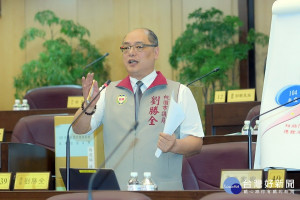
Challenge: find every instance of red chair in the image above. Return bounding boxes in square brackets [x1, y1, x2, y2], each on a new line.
[24, 85, 82, 109]
[11, 114, 63, 151]
[182, 142, 256, 190]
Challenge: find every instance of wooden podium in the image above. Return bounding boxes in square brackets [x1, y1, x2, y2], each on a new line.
[0, 142, 54, 173]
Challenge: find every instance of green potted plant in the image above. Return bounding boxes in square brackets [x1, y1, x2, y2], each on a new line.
[14, 10, 109, 98]
[169, 7, 269, 104]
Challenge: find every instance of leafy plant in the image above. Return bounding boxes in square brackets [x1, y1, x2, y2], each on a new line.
[14, 10, 109, 98]
[169, 7, 269, 104]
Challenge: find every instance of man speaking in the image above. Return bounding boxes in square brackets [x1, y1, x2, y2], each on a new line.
[72, 28, 204, 190]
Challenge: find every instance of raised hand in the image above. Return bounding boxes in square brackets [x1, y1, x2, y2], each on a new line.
[82, 73, 100, 107]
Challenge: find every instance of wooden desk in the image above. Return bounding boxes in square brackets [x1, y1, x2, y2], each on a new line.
[205, 102, 260, 135]
[0, 109, 77, 141]
[0, 190, 221, 200]
[0, 143, 55, 190]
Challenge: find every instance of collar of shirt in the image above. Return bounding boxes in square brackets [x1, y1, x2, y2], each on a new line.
[129, 70, 157, 94]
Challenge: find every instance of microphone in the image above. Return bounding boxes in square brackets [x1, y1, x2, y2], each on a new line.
[65, 80, 111, 191]
[81, 53, 109, 76]
[186, 67, 220, 87]
[247, 97, 300, 169]
[87, 121, 139, 200]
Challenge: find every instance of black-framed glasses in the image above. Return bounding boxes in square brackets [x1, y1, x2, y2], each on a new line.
[120, 43, 158, 54]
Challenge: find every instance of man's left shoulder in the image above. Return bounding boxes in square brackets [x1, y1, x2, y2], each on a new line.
[166, 80, 187, 91]
[166, 79, 181, 85]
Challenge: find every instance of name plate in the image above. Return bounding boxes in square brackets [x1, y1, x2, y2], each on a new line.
[266, 169, 286, 189]
[0, 129, 4, 142]
[79, 169, 97, 173]
[67, 96, 84, 108]
[214, 91, 226, 103]
[14, 172, 50, 190]
[220, 169, 263, 189]
[227, 89, 255, 102]
[0, 173, 12, 190]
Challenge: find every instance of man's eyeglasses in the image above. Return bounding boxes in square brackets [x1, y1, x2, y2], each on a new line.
[120, 43, 158, 54]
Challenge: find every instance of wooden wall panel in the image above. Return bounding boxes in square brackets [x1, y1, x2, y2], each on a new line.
[0, 0, 274, 110]
[254, 0, 275, 101]
[77, 0, 129, 81]
[170, 0, 183, 80]
[127, 0, 173, 79]
[0, 0, 25, 110]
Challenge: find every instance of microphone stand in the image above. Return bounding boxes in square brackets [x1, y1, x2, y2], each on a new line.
[247, 97, 300, 169]
[87, 122, 138, 200]
[66, 80, 111, 191]
[186, 67, 220, 87]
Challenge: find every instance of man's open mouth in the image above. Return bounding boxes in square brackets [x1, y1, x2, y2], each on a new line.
[128, 59, 138, 64]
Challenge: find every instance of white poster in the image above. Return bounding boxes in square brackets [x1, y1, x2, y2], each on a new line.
[254, 0, 300, 169]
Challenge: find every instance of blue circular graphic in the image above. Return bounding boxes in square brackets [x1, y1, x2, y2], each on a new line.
[275, 85, 300, 107]
[223, 177, 242, 194]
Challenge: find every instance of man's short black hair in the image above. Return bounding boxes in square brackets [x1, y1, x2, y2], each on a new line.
[123, 28, 159, 46]
[145, 28, 158, 46]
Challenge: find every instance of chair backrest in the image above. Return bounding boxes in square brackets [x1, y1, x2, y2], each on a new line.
[11, 114, 60, 151]
[182, 142, 256, 190]
[24, 85, 82, 109]
[46, 191, 152, 200]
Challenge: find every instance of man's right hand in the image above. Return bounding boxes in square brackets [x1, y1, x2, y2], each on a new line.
[82, 72, 100, 110]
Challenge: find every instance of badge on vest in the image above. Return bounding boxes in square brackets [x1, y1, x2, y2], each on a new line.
[116, 94, 127, 105]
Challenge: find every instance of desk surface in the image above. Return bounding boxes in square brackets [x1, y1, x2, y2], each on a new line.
[0, 190, 221, 200]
